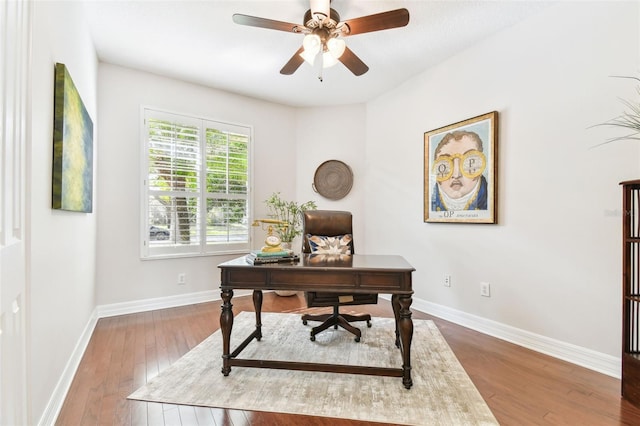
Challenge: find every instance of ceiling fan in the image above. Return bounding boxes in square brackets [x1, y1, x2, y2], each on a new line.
[232, 0, 410, 80]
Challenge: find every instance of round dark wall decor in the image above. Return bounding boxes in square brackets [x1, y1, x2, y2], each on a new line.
[312, 160, 353, 200]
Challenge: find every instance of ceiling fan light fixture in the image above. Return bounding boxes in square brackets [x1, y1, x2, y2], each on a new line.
[302, 33, 321, 55]
[300, 49, 318, 66]
[301, 33, 322, 65]
[326, 37, 345, 59]
[322, 51, 339, 68]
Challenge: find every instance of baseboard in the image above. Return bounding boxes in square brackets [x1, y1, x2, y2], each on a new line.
[96, 289, 221, 318]
[400, 296, 621, 379]
[37, 309, 99, 426]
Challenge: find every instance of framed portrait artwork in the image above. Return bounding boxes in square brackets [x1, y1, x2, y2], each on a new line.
[424, 111, 498, 224]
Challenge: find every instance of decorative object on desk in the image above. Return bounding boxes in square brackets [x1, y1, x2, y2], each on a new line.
[251, 218, 289, 252]
[263, 192, 317, 245]
[128, 312, 498, 425]
[52, 63, 94, 213]
[312, 159, 353, 200]
[424, 111, 498, 224]
[252, 213, 306, 295]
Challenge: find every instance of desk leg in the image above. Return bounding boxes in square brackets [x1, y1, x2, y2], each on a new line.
[391, 294, 401, 348]
[397, 294, 413, 389]
[253, 290, 263, 341]
[220, 289, 234, 376]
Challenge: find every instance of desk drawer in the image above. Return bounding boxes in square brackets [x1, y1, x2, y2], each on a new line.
[359, 272, 403, 288]
[224, 269, 267, 285]
[270, 271, 355, 287]
[307, 292, 378, 307]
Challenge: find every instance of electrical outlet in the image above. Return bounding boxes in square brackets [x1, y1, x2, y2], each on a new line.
[444, 274, 451, 287]
[480, 282, 491, 297]
[178, 273, 186, 285]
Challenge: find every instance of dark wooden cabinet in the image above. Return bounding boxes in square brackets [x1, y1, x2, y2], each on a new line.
[622, 179, 640, 406]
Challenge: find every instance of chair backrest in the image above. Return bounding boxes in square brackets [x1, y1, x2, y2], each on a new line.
[301, 210, 354, 254]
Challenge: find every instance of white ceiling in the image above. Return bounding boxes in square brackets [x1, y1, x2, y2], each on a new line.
[83, 1, 554, 107]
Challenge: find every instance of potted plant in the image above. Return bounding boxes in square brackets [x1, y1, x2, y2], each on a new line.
[598, 76, 640, 144]
[264, 192, 317, 248]
[263, 192, 316, 296]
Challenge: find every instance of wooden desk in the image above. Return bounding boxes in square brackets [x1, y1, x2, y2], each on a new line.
[217, 254, 415, 389]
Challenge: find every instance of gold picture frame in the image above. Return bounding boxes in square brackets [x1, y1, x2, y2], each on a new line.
[424, 111, 498, 224]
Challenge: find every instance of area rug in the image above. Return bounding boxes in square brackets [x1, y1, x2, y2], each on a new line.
[128, 312, 497, 425]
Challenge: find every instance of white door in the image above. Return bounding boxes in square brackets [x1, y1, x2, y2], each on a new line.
[1, 0, 31, 424]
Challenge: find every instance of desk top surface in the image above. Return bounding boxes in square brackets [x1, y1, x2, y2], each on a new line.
[218, 253, 415, 272]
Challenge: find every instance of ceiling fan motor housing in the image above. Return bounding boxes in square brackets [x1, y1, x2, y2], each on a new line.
[304, 8, 341, 30]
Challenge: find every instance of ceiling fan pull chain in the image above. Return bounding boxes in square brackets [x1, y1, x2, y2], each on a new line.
[317, 51, 324, 82]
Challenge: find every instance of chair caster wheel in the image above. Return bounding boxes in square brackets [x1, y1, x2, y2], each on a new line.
[303, 320, 308, 325]
[355, 336, 361, 342]
[310, 334, 316, 342]
[367, 320, 372, 328]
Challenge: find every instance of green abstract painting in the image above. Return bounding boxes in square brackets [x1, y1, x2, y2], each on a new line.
[52, 63, 93, 212]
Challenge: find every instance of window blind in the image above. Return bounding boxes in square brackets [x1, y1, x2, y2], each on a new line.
[142, 109, 251, 258]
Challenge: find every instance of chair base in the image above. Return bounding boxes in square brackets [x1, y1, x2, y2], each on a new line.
[302, 307, 372, 342]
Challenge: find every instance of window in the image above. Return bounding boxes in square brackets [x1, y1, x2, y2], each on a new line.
[141, 108, 251, 258]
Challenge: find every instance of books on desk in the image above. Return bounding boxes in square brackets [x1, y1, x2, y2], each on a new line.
[246, 250, 300, 265]
[253, 249, 292, 257]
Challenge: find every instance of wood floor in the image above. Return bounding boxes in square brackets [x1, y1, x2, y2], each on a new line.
[56, 292, 640, 425]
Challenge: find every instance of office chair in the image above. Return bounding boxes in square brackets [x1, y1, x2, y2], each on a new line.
[300, 210, 378, 342]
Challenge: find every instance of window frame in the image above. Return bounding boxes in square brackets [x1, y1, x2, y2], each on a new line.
[140, 106, 253, 260]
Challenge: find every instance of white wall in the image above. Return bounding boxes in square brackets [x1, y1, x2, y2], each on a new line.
[95, 64, 297, 306]
[29, 1, 98, 423]
[365, 1, 640, 358]
[294, 105, 367, 249]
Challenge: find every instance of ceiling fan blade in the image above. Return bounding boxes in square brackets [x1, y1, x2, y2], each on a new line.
[232, 14, 300, 33]
[339, 47, 369, 76]
[342, 8, 410, 36]
[280, 47, 305, 75]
